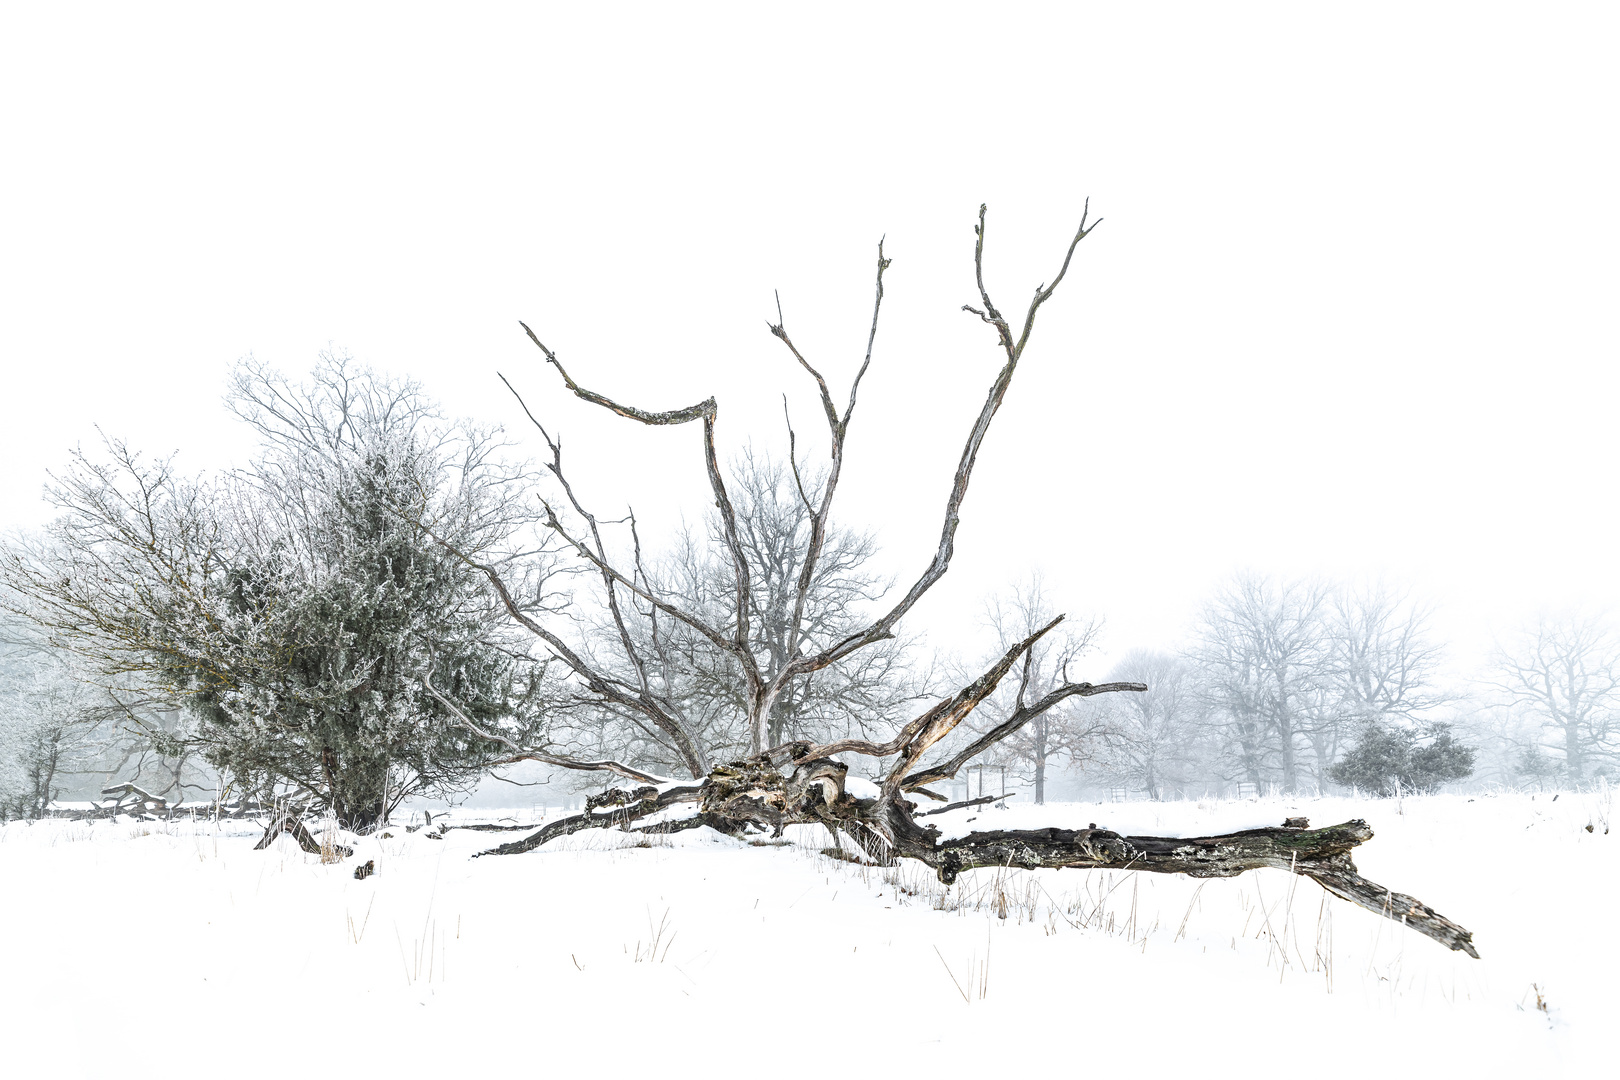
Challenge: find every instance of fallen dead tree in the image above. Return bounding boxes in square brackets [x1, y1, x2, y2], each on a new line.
[459, 754, 1477, 957]
[428, 204, 1479, 959]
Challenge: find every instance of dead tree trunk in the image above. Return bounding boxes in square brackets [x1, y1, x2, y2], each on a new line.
[474, 783, 707, 856]
[897, 814, 1475, 956]
[467, 753, 1477, 957]
[432, 204, 1481, 964]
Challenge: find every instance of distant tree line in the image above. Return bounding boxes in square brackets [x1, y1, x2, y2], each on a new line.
[1071, 579, 1612, 800]
[937, 573, 1618, 803]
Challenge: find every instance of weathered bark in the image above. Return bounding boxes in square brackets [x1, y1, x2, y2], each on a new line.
[470, 783, 707, 857]
[442, 821, 548, 832]
[253, 813, 353, 858]
[450, 206, 1480, 964]
[918, 792, 1013, 817]
[478, 755, 1478, 959]
[900, 815, 1476, 957]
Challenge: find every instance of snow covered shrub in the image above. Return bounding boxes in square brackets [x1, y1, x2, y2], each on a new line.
[1, 355, 552, 831]
[0, 632, 115, 820]
[1328, 721, 1476, 797]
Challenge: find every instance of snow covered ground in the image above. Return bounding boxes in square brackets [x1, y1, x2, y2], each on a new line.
[1, 790, 1608, 1077]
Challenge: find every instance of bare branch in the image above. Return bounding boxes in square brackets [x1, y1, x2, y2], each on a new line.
[777, 239, 891, 680]
[516, 319, 765, 743]
[781, 396, 816, 518]
[787, 206, 1097, 680]
[423, 675, 672, 786]
[1013, 198, 1099, 359]
[845, 237, 890, 429]
[417, 519, 710, 777]
[473, 782, 707, 857]
[918, 792, 1014, 816]
[767, 292, 840, 435]
[902, 680, 1146, 791]
[520, 322, 715, 426]
[969, 204, 1014, 353]
[765, 617, 1062, 802]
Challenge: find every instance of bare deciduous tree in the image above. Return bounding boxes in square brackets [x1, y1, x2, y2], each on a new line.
[1092, 650, 1209, 800]
[944, 576, 1101, 805]
[543, 450, 931, 779]
[1329, 584, 1450, 726]
[429, 205, 1478, 958]
[1492, 613, 1620, 785]
[1191, 573, 1333, 793]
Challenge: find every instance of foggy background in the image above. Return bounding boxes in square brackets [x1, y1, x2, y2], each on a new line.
[3, 2, 1616, 680]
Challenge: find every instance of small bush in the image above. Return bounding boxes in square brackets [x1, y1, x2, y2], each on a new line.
[1329, 721, 1476, 797]
[1515, 746, 1561, 789]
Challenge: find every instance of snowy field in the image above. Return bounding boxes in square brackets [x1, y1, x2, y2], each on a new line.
[2, 791, 1608, 1077]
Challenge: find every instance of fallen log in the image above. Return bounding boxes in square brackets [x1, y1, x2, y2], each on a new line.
[473, 783, 706, 857]
[905, 817, 1477, 958]
[445, 821, 546, 832]
[919, 792, 1015, 817]
[449, 208, 1479, 961]
[475, 755, 1479, 958]
[253, 814, 353, 858]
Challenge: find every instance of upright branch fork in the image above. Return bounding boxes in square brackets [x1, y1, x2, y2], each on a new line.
[516, 322, 766, 753]
[789, 205, 1100, 680]
[507, 209, 1101, 761]
[458, 203, 1479, 961]
[766, 239, 889, 700]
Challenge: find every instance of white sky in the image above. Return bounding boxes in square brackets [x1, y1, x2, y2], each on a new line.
[2, 3, 1616, 675]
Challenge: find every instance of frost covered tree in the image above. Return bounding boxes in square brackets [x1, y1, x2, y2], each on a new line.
[1324, 583, 1452, 751]
[1328, 585, 1449, 722]
[1, 357, 549, 829]
[426, 205, 1479, 958]
[0, 630, 103, 818]
[702, 453, 930, 753]
[0, 616, 178, 818]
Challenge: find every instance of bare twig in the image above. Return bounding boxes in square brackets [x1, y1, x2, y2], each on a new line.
[516, 322, 766, 752]
[422, 675, 672, 786]
[918, 792, 1015, 817]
